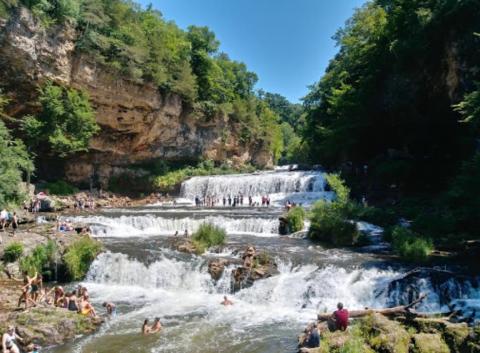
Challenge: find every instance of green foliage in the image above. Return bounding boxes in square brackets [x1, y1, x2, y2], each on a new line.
[43, 180, 78, 195]
[391, 226, 433, 262]
[308, 174, 360, 246]
[19, 0, 79, 25]
[192, 223, 226, 254]
[152, 161, 255, 193]
[3, 242, 24, 262]
[286, 206, 305, 233]
[63, 237, 102, 280]
[22, 82, 99, 157]
[0, 102, 34, 207]
[19, 241, 57, 276]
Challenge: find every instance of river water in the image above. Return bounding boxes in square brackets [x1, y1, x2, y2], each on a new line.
[50, 170, 480, 353]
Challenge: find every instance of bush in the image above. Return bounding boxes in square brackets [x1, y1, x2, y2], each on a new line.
[43, 180, 78, 195]
[391, 226, 433, 262]
[308, 201, 360, 246]
[286, 206, 306, 233]
[63, 237, 102, 280]
[308, 173, 360, 246]
[19, 241, 57, 275]
[3, 242, 24, 262]
[192, 223, 226, 254]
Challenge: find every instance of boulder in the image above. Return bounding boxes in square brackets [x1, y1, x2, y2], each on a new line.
[412, 333, 450, 353]
[362, 314, 411, 353]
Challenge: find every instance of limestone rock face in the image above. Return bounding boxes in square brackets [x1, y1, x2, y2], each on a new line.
[0, 7, 273, 186]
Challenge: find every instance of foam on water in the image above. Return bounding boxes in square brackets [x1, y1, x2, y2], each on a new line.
[65, 214, 280, 237]
[179, 170, 334, 207]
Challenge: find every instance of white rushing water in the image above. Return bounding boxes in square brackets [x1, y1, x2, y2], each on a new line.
[66, 214, 280, 237]
[179, 170, 334, 206]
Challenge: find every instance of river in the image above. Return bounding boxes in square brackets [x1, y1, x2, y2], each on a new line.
[49, 169, 480, 353]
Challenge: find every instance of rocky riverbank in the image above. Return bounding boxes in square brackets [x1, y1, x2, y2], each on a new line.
[0, 218, 104, 349]
[298, 313, 480, 353]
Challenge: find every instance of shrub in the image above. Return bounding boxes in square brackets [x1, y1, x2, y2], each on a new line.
[44, 180, 78, 195]
[3, 242, 24, 262]
[192, 223, 226, 254]
[286, 206, 306, 233]
[308, 201, 360, 246]
[63, 237, 102, 280]
[19, 241, 57, 275]
[391, 226, 433, 262]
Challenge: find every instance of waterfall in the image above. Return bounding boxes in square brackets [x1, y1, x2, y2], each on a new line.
[85, 252, 480, 319]
[66, 214, 280, 237]
[179, 170, 334, 206]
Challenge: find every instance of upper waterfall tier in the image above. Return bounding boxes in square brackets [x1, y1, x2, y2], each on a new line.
[179, 170, 334, 206]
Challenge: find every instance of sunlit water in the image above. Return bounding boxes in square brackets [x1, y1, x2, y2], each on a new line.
[50, 170, 480, 353]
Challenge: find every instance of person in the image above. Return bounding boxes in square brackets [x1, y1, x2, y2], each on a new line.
[221, 296, 233, 306]
[142, 319, 151, 335]
[2, 326, 23, 353]
[304, 323, 320, 348]
[183, 229, 189, 238]
[27, 273, 43, 302]
[174, 230, 179, 237]
[0, 208, 8, 231]
[53, 286, 64, 306]
[103, 302, 117, 317]
[80, 295, 97, 317]
[67, 291, 79, 312]
[25, 343, 40, 353]
[11, 212, 18, 235]
[332, 302, 349, 331]
[149, 318, 162, 333]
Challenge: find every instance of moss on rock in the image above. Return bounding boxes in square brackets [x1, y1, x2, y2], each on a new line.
[412, 333, 450, 353]
[361, 314, 411, 353]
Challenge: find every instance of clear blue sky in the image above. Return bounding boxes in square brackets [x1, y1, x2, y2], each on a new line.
[138, 0, 366, 102]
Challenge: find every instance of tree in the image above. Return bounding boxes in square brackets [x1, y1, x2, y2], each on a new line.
[0, 117, 34, 206]
[22, 82, 99, 157]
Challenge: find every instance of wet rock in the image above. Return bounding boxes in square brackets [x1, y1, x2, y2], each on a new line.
[208, 258, 229, 281]
[363, 314, 410, 353]
[413, 318, 470, 353]
[173, 239, 198, 254]
[412, 333, 450, 353]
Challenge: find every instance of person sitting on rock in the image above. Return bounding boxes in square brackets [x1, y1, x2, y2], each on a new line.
[53, 286, 64, 306]
[242, 246, 256, 268]
[331, 302, 349, 331]
[2, 325, 23, 353]
[149, 318, 162, 333]
[304, 323, 320, 348]
[221, 296, 234, 306]
[80, 294, 97, 317]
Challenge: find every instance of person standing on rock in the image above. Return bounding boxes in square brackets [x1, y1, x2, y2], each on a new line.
[11, 212, 18, 235]
[2, 325, 23, 353]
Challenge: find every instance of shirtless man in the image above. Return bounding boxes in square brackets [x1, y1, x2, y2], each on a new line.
[221, 296, 234, 306]
[103, 302, 117, 316]
[150, 318, 162, 333]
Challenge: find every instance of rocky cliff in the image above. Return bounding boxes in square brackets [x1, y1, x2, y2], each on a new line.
[0, 8, 273, 186]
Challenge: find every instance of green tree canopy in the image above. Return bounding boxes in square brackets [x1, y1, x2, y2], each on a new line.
[22, 82, 99, 157]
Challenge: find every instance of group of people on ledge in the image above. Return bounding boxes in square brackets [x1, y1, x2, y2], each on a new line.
[302, 302, 349, 350]
[194, 194, 271, 207]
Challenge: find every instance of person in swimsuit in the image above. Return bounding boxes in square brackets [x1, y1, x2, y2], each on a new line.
[149, 318, 162, 333]
[53, 286, 64, 306]
[30, 274, 43, 302]
[142, 319, 151, 335]
[67, 292, 79, 312]
[80, 295, 97, 317]
[2, 326, 23, 353]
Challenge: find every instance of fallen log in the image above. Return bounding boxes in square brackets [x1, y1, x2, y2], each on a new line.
[317, 294, 428, 321]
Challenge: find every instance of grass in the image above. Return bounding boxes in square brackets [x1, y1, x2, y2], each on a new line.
[3, 242, 24, 262]
[286, 206, 306, 233]
[391, 226, 433, 262]
[192, 223, 226, 254]
[63, 237, 102, 280]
